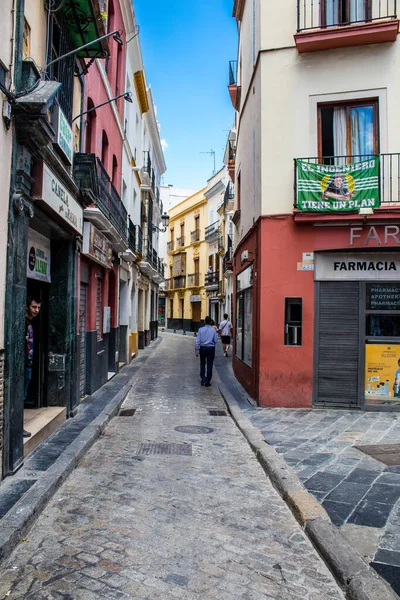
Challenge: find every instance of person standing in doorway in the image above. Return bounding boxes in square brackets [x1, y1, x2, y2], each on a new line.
[24, 296, 41, 438]
[195, 315, 219, 387]
[219, 313, 233, 357]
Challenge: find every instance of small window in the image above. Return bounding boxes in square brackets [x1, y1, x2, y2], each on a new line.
[284, 298, 302, 346]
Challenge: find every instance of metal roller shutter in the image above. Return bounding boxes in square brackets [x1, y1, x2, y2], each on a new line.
[79, 284, 87, 399]
[314, 281, 360, 407]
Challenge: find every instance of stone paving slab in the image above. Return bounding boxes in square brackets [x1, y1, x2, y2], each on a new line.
[0, 340, 161, 564]
[213, 348, 400, 598]
[0, 332, 346, 600]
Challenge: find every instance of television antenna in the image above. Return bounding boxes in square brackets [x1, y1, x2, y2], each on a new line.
[200, 149, 215, 176]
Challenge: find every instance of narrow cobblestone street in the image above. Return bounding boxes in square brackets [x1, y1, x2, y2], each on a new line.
[0, 334, 345, 600]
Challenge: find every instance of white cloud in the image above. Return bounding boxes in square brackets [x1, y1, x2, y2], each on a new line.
[161, 139, 168, 152]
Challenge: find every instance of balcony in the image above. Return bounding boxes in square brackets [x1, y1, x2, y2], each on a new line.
[158, 258, 165, 279]
[120, 218, 138, 263]
[205, 271, 220, 291]
[295, 0, 398, 53]
[73, 153, 128, 251]
[218, 235, 225, 255]
[223, 235, 233, 275]
[165, 276, 186, 291]
[139, 238, 162, 282]
[49, 0, 109, 60]
[188, 273, 201, 288]
[167, 240, 175, 252]
[228, 60, 241, 111]
[205, 221, 220, 242]
[136, 225, 143, 256]
[224, 182, 235, 212]
[191, 229, 201, 244]
[176, 235, 185, 248]
[294, 154, 400, 222]
[227, 142, 236, 182]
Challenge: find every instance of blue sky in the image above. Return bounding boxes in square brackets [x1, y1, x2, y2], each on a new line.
[133, 0, 238, 190]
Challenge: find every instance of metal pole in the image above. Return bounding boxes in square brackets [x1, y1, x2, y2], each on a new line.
[44, 29, 122, 71]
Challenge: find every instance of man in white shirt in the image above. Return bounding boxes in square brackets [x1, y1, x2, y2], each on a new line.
[195, 316, 219, 386]
[218, 313, 233, 357]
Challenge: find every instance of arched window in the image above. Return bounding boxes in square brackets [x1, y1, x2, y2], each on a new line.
[101, 130, 109, 169]
[85, 98, 96, 153]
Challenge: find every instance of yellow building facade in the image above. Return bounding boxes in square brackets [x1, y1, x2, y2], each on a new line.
[166, 189, 208, 332]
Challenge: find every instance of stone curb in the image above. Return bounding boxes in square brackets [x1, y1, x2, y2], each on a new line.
[218, 381, 399, 600]
[0, 381, 131, 565]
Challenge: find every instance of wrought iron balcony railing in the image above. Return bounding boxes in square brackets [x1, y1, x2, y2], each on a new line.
[73, 153, 128, 242]
[135, 225, 143, 255]
[171, 275, 186, 289]
[158, 258, 165, 278]
[294, 154, 400, 209]
[297, 0, 397, 32]
[128, 218, 136, 253]
[205, 221, 220, 240]
[152, 247, 158, 268]
[143, 150, 151, 176]
[176, 235, 185, 248]
[188, 273, 201, 287]
[205, 272, 219, 286]
[167, 240, 174, 252]
[191, 229, 200, 243]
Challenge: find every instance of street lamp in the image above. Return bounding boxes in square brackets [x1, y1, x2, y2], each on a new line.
[71, 92, 133, 122]
[153, 213, 170, 233]
[43, 29, 124, 72]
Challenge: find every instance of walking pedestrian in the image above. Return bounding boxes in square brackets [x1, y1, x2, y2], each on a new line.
[195, 315, 219, 387]
[218, 313, 233, 357]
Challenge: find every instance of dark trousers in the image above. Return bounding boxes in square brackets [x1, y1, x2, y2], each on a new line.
[199, 346, 215, 384]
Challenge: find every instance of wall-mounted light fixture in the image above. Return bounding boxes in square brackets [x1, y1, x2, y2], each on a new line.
[71, 92, 132, 122]
[153, 213, 170, 233]
[43, 29, 124, 73]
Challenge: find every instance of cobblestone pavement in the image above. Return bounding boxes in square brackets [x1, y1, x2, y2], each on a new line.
[215, 353, 400, 596]
[0, 333, 345, 600]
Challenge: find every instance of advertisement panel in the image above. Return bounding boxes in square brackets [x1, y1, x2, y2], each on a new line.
[27, 229, 51, 283]
[297, 158, 380, 212]
[365, 344, 400, 400]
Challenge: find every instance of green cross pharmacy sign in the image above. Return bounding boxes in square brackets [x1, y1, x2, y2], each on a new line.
[296, 158, 380, 212]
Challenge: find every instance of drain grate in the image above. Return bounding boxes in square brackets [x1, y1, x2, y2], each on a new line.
[135, 443, 192, 455]
[118, 408, 136, 417]
[175, 426, 214, 434]
[208, 410, 227, 416]
[355, 443, 400, 466]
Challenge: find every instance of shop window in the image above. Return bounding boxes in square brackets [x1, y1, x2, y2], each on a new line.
[319, 100, 378, 161]
[236, 265, 253, 367]
[284, 298, 302, 346]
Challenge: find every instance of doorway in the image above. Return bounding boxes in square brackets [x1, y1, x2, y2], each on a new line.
[25, 279, 49, 409]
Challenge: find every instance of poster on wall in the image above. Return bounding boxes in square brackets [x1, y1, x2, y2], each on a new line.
[297, 158, 380, 212]
[27, 229, 51, 283]
[365, 344, 400, 401]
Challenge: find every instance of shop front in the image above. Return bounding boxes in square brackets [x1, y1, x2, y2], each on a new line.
[314, 251, 400, 409]
[4, 158, 82, 473]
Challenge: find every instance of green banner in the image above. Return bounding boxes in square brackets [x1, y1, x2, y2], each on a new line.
[297, 158, 380, 212]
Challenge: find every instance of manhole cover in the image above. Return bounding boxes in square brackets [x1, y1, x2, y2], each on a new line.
[174, 426, 214, 434]
[118, 408, 136, 417]
[135, 443, 192, 455]
[208, 410, 227, 416]
[355, 443, 400, 466]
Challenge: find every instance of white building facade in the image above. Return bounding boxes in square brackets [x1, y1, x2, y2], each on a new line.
[120, 0, 166, 360]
